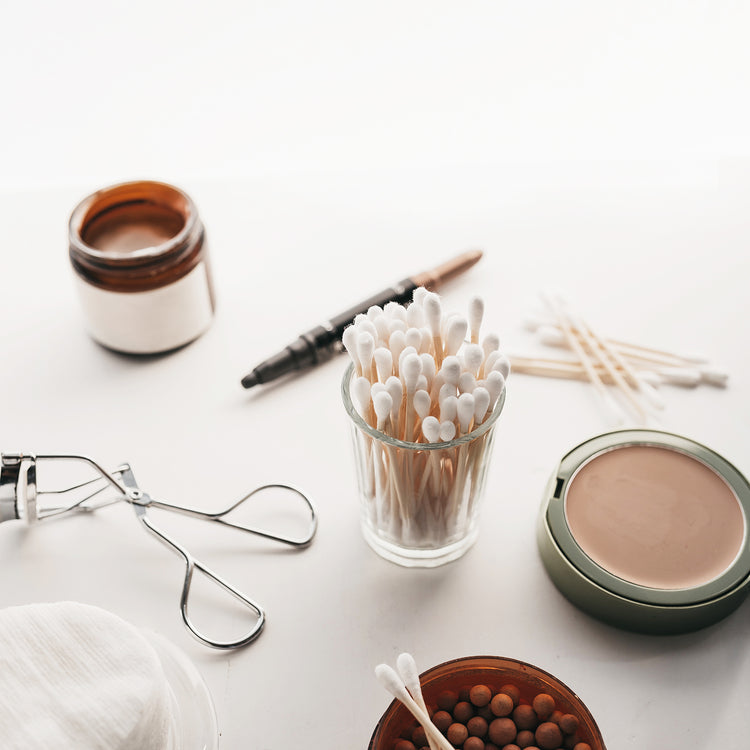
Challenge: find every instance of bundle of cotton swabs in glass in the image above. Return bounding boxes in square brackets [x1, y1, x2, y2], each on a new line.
[344, 287, 508, 444]
[511, 293, 729, 426]
[343, 288, 507, 548]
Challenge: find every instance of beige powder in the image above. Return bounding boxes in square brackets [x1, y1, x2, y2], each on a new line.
[565, 445, 745, 590]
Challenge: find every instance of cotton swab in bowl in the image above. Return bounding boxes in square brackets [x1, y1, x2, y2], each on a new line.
[375, 661, 453, 750]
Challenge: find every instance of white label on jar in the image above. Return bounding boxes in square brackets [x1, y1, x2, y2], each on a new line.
[74, 261, 214, 354]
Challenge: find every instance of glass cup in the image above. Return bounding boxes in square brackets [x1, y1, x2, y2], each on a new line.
[342, 363, 505, 567]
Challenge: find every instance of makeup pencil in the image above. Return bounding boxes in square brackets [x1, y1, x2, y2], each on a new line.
[240, 249, 483, 388]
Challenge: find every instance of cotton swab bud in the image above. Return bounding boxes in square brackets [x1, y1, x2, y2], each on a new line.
[484, 350, 501, 374]
[439, 316, 466, 358]
[440, 356, 462, 387]
[485, 370, 506, 405]
[458, 372, 476, 393]
[414, 390, 431, 420]
[406, 301, 426, 328]
[367, 305, 383, 320]
[468, 296, 484, 344]
[357, 332, 376, 380]
[438, 382, 456, 404]
[385, 376, 403, 424]
[462, 343, 484, 376]
[351, 376, 371, 417]
[482, 333, 500, 358]
[389, 330, 407, 371]
[402, 353, 422, 393]
[440, 395, 458, 423]
[457, 392, 475, 434]
[439, 420, 456, 441]
[384, 301, 407, 321]
[424, 293, 442, 331]
[374, 347, 393, 382]
[699, 366, 729, 388]
[356, 318, 378, 341]
[491, 353, 511, 379]
[419, 328, 433, 354]
[412, 286, 429, 306]
[416, 375, 429, 392]
[658, 367, 701, 388]
[398, 346, 419, 374]
[405, 327, 422, 351]
[373, 314, 391, 344]
[371, 382, 386, 398]
[342, 326, 361, 374]
[537, 324, 567, 348]
[422, 415, 441, 443]
[373, 390, 393, 430]
[388, 318, 407, 334]
[473, 386, 491, 423]
[420, 353, 436, 386]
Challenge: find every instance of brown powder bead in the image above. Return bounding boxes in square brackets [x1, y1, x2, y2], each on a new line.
[535, 722, 563, 750]
[490, 693, 514, 717]
[433, 711, 453, 733]
[499, 684, 520, 706]
[438, 690, 460, 712]
[467, 716, 489, 738]
[454, 701, 475, 724]
[488, 718, 517, 746]
[394, 741, 416, 750]
[531, 694, 555, 721]
[500, 746, 521, 750]
[573, 744, 591, 750]
[512, 704, 538, 731]
[559, 714, 579, 735]
[549, 710, 563, 726]
[477, 705, 494, 722]
[412, 726, 427, 747]
[515, 729, 535, 748]
[464, 737, 486, 750]
[447, 722, 469, 747]
[469, 684, 493, 707]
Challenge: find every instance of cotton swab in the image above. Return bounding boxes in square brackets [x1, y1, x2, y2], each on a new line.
[374, 347, 393, 383]
[423, 292, 444, 366]
[396, 653, 439, 750]
[468, 296, 484, 344]
[444, 316, 469, 357]
[374, 664, 453, 750]
[543, 294, 626, 426]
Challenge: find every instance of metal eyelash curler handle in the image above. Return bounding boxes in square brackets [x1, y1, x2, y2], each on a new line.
[0, 452, 318, 649]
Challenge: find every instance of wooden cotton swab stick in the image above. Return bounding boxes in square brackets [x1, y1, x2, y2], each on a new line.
[565, 312, 652, 423]
[543, 294, 626, 425]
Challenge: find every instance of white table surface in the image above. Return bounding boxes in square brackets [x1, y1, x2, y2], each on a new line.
[2, 3, 750, 748]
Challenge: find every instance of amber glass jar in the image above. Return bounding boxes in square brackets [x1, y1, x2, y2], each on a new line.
[69, 180, 215, 354]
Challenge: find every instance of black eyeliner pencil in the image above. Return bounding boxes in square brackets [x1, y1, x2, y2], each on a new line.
[240, 249, 483, 389]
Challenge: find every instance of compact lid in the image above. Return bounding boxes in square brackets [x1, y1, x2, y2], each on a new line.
[539, 429, 750, 632]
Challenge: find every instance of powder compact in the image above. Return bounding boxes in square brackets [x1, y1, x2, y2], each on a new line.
[69, 180, 215, 354]
[537, 429, 750, 634]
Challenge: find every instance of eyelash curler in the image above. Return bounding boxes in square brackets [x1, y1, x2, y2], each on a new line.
[0, 452, 317, 649]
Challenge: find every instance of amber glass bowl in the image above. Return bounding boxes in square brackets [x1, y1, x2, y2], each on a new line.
[368, 655, 606, 750]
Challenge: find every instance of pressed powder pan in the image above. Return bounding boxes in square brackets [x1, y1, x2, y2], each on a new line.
[538, 429, 750, 634]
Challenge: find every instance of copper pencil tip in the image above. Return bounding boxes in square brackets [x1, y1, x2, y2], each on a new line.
[412, 248, 484, 290]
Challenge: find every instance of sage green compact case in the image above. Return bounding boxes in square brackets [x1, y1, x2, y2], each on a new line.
[537, 429, 750, 634]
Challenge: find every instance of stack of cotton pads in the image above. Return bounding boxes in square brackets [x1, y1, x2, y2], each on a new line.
[0, 602, 179, 750]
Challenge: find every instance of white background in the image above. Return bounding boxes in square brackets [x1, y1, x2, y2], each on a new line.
[1, 2, 749, 748]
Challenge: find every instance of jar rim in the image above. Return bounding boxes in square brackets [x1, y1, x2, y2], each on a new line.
[341, 361, 505, 450]
[68, 180, 198, 266]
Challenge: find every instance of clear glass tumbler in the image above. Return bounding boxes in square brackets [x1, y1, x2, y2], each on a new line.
[342, 363, 504, 567]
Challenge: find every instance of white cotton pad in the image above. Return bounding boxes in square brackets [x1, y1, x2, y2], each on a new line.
[0, 601, 179, 750]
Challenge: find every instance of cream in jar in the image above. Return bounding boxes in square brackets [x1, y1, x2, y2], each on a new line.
[68, 180, 215, 354]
